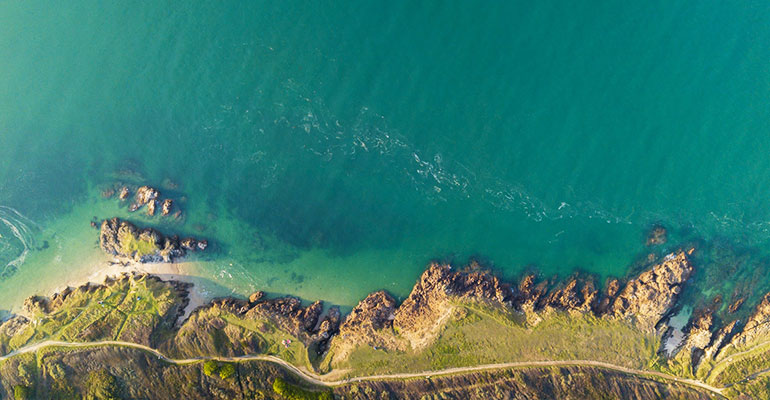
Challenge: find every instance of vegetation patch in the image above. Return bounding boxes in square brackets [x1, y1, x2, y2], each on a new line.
[272, 377, 333, 400]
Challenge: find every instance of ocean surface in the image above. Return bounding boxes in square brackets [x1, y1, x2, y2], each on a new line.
[1, 1, 770, 312]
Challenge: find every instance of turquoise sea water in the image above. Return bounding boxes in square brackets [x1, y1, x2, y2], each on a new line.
[1, 1, 770, 311]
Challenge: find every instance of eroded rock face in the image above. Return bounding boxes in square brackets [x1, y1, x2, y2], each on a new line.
[676, 309, 714, 370]
[609, 251, 693, 331]
[729, 293, 770, 349]
[99, 218, 204, 263]
[118, 187, 130, 200]
[334, 291, 399, 358]
[173, 293, 340, 358]
[539, 277, 598, 313]
[704, 320, 738, 361]
[393, 263, 513, 348]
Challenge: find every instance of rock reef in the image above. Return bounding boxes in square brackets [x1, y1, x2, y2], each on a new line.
[99, 218, 206, 263]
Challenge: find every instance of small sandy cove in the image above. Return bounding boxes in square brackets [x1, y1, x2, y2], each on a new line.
[52, 258, 210, 321]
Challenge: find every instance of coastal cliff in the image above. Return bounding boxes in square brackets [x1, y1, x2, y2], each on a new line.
[6, 244, 770, 398]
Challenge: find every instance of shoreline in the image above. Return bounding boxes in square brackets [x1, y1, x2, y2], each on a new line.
[51, 258, 210, 321]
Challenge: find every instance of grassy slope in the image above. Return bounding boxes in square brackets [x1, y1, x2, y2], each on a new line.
[330, 301, 660, 378]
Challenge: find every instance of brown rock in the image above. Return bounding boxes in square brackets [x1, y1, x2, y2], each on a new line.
[161, 199, 173, 216]
[728, 297, 745, 314]
[118, 186, 130, 200]
[129, 186, 159, 212]
[99, 218, 202, 263]
[248, 291, 264, 305]
[147, 199, 157, 216]
[609, 251, 693, 331]
[730, 293, 770, 348]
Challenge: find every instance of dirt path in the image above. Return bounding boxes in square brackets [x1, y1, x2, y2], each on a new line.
[0, 340, 727, 397]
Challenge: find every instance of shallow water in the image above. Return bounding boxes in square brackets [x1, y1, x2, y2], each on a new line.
[1, 1, 770, 310]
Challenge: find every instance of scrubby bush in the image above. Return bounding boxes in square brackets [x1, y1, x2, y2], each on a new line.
[272, 377, 333, 400]
[219, 363, 236, 379]
[85, 369, 121, 400]
[203, 360, 219, 377]
[13, 385, 30, 400]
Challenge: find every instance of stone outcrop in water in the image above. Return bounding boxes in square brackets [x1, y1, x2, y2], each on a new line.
[129, 186, 159, 212]
[161, 199, 173, 216]
[99, 218, 205, 263]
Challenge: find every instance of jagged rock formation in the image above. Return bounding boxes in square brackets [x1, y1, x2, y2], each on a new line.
[161, 199, 173, 216]
[99, 218, 205, 262]
[675, 309, 714, 370]
[608, 251, 693, 331]
[107, 183, 180, 219]
[129, 186, 159, 212]
[334, 291, 399, 359]
[728, 293, 770, 349]
[330, 250, 696, 358]
[393, 263, 513, 349]
[169, 293, 340, 359]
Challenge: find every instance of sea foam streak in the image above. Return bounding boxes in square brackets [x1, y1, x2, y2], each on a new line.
[0, 206, 38, 274]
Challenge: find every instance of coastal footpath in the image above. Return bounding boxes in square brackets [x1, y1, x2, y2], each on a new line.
[1, 219, 770, 397]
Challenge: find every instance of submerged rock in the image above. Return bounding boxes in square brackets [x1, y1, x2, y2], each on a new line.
[646, 225, 667, 246]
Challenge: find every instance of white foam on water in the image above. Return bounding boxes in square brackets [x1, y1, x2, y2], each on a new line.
[0, 206, 38, 274]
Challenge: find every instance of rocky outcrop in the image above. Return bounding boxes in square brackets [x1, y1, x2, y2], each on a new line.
[172, 292, 341, 359]
[703, 320, 738, 361]
[676, 309, 714, 369]
[161, 199, 173, 216]
[107, 183, 180, 220]
[99, 218, 205, 263]
[129, 186, 159, 212]
[393, 263, 513, 348]
[539, 276, 598, 313]
[334, 291, 399, 358]
[609, 251, 693, 331]
[729, 293, 770, 349]
[118, 186, 130, 200]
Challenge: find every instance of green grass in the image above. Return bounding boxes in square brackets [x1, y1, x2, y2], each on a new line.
[333, 303, 659, 377]
[706, 343, 770, 386]
[119, 234, 158, 258]
[0, 275, 183, 354]
[218, 312, 312, 369]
